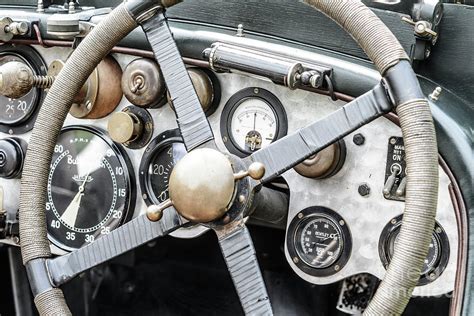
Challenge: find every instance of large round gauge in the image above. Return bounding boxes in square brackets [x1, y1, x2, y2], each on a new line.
[46, 126, 135, 251]
[0, 45, 46, 134]
[379, 215, 449, 285]
[221, 87, 287, 157]
[139, 129, 186, 206]
[287, 206, 352, 277]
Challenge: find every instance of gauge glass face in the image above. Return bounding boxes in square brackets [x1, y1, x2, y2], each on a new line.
[46, 128, 131, 251]
[296, 216, 344, 269]
[147, 142, 186, 204]
[230, 98, 278, 153]
[388, 228, 440, 275]
[0, 55, 38, 125]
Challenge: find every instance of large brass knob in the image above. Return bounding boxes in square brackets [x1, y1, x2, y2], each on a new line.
[107, 111, 143, 144]
[169, 148, 235, 223]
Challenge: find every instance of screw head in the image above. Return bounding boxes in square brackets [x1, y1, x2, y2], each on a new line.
[358, 183, 371, 197]
[353, 133, 365, 146]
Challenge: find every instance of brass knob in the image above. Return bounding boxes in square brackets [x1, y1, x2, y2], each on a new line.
[234, 162, 266, 181]
[107, 111, 143, 144]
[169, 148, 235, 223]
[0, 61, 34, 99]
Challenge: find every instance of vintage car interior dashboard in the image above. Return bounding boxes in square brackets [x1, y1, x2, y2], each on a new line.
[0, 1, 471, 315]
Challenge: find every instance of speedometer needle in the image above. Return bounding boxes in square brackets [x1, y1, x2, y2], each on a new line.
[60, 172, 89, 227]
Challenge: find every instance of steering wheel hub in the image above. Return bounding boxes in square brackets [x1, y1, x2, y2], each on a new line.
[169, 148, 235, 222]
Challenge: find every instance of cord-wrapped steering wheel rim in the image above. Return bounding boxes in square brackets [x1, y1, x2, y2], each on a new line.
[19, 1, 438, 315]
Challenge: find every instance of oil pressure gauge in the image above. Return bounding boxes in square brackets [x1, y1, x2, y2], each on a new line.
[221, 87, 287, 157]
[287, 206, 352, 277]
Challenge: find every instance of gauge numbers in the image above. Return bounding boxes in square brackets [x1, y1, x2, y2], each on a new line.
[230, 98, 277, 152]
[299, 216, 344, 269]
[221, 87, 287, 157]
[46, 127, 134, 251]
[148, 142, 186, 203]
[139, 129, 186, 206]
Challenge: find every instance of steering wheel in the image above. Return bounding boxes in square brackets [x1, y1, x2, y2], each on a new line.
[19, 1, 439, 315]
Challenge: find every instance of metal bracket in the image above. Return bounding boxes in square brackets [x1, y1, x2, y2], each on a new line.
[402, 1, 443, 61]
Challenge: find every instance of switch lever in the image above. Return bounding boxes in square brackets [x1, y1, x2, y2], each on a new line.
[383, 165, 400, 196]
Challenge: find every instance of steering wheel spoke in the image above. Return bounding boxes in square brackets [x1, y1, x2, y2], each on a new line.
[46, 208, 183, 287]
[215, 223, 273, 315]
[141, 12, 215, 151]
[244, 83, 392, 183]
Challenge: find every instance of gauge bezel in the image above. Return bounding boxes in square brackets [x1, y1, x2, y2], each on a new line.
[287, 206, 352, 277]
[220, 87, 287, 157]
[47, 125, 136, 252]
[139, 129, 183, 206]
[0, 44, 47, 134]
[378, 214, 450, 286]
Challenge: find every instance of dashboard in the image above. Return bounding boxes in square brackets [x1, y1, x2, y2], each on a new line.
[0, 39, 460, 302]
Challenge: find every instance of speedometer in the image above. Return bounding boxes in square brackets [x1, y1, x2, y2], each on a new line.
[46, 126, 135, 251]
[221, 87, 287, 157]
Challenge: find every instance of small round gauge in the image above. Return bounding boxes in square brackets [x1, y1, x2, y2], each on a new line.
[299, 216, 344, 269]
[287, 206, 352, 277]
[46, 126, 135, 251]
[221, 87, 287, 157]
[379, 215, 449, 285]
[139, 129, 186, 206]
[0, 45, 46, 134]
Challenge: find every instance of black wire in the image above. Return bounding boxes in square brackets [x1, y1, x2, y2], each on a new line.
[324, 74, 338, 102]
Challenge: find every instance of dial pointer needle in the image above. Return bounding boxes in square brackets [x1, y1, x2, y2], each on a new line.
[60, 172, 89, 227]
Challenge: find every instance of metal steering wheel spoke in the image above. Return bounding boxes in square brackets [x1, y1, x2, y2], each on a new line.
[244, 83, 392, 183]
[141, 12, 215, 151]
[46, 208, 183, 287]
[215, 223, 273, 316]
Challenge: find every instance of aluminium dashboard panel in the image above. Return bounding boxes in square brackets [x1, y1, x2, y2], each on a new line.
[0, 44, 459, 297]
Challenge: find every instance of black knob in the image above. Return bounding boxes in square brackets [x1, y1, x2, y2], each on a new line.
[0, 138, 25, 179]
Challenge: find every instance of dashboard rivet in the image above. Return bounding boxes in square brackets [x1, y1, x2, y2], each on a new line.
[358, 183, 371, 197]
[436, 227, 442, 234]
[253, 88, 259, 94]
[297, 212, 303, 219]
[391, 219, 397, 225]
[339, 220, 345, 226]
[390, 137, 397, 145]
[353, 133, 365, 146]
[293, 257, 299, 264]
[334, 265, 340, 271]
